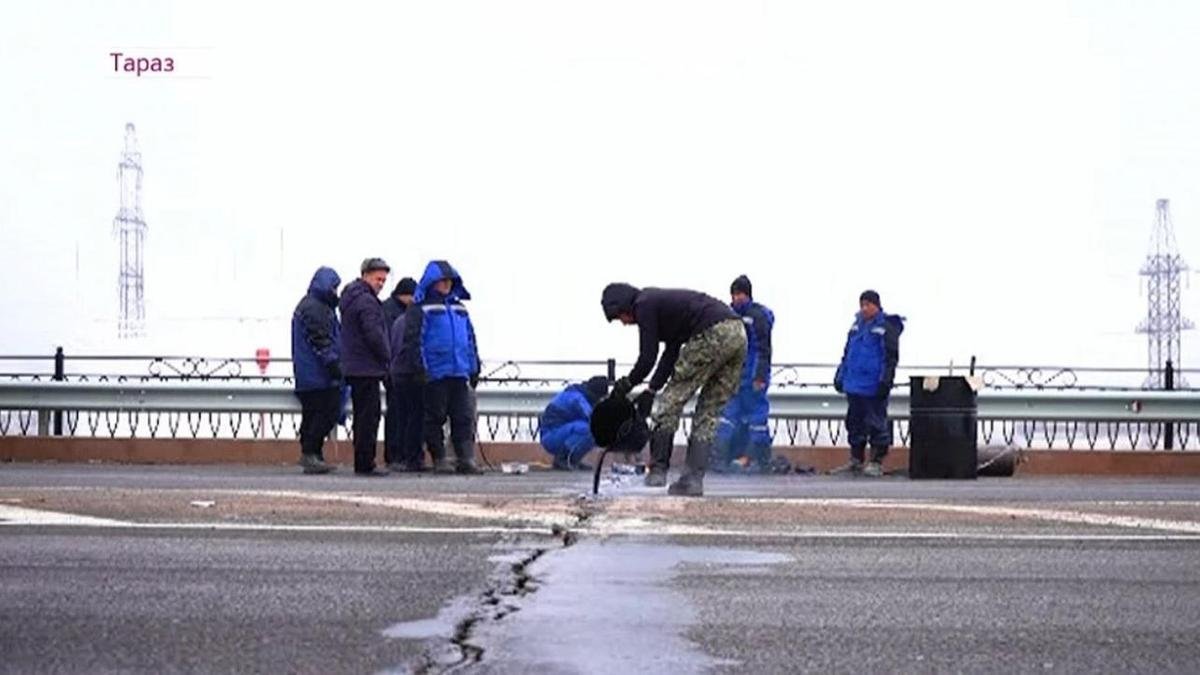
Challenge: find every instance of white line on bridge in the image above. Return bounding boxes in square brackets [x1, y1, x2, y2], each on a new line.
[4, 504, 1200, 541]
[727, 498, 1200, 534]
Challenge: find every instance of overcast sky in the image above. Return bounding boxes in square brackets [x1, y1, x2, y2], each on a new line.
[1, 0, 1198, 372]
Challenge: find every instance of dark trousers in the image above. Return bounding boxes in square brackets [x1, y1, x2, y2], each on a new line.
[384, 380, 400, 464]
[387, 375, 426, 466]
[423, 378, 475, 463]
[347, 376, 383, 473]
[846, 394, 892, 462]
[297, 387, 341, 460]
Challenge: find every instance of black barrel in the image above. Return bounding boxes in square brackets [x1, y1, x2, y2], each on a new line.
[908, 376, 978, 479]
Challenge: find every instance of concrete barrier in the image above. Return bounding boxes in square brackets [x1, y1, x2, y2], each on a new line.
[3, 438, 1200, 476]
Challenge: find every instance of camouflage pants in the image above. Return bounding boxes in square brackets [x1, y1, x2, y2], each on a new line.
[651, 318, 747, 444]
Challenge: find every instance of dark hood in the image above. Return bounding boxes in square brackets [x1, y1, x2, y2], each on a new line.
[307, 266, 341, 308]
[580, 376, 610, 404]
[415, 260, 470, 303]
[601, 283, 641, 322]
[391, 276, 418, 298]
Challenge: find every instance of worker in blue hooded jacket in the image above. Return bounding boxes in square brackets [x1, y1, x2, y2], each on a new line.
[713, 275, 776, 473]
[539, 376, 610, 470]
[833, 289, 905, 477]
[291, 266, 343, 475]
[399, 260, 483, 474]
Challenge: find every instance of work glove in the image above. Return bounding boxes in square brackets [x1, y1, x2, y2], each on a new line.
[833, 378, 844, 394]
[326, 361, 343, 381]
[876, 381, 892, 398]
[634, 389, 655, 419]
[469, 374, 479, 389]
[612, 376, 633, 399]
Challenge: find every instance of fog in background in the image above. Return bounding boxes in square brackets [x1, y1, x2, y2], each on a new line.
[2, 1, 1198, 371]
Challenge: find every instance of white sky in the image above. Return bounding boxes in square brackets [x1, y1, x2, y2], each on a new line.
[1, 0, 1198, 370]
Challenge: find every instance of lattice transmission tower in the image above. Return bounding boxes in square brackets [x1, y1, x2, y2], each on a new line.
[1137, 198, 1192, 388]
[113, 122, 147, 339]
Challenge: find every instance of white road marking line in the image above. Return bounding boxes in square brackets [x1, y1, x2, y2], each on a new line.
[727, 498, 1200, 534]
[0, 504, 131, 527]
[243, 490, 577, 528]
[3, 504, 1199, 541]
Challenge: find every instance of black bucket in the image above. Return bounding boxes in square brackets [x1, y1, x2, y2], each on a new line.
[590, 395, 636, 448]
[908, 376, 978, 480]
[589, 394, 638, 494]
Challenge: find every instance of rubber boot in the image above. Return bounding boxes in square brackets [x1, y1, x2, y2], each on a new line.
[709, 437, 733, 474]
[300, 453, 334, 475]
[644, 428, 673, 487]
[668, 438, 708, 497]
[751, 442, 773, 474]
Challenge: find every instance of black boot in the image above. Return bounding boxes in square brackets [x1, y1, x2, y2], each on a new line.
[709, 437, 733, 474]
[668, 438, 708, 497]
[750, 442, 773, 474]
[644, 428, 673, 487]
[300, 453, 334, 475]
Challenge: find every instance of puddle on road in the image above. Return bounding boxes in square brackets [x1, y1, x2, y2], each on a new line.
[470, 541, 791, 673]
[381, 615, 458, 640]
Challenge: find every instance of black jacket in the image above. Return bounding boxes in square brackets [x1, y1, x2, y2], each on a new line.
[382, 296, 406, 330]
[626, 288, 737, 390]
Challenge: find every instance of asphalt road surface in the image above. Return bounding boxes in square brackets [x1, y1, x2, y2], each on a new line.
[2, 463, 1199, 674]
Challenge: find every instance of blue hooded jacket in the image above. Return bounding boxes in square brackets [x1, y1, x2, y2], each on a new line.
[291, 266, 343, 392]
[539, 377, 608, 459]
[400, 260, 481, 382]
[835, 310, 905, 397]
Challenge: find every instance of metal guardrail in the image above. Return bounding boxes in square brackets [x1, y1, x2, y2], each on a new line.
[1, 381, 1198, 451]
[2, 382, 1200, 422]
[3, 352, 1197, 392]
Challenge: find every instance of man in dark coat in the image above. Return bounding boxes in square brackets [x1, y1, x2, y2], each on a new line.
[386, 277, 424, 471]
[339, 257, 392, 476]
[291, 266, 343, 474]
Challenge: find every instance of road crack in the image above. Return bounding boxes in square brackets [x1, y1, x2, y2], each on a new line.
[414, 497, 604, 673]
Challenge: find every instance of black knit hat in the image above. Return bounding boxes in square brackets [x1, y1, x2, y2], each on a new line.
[581, 376, 610, 404]
[859, 289, 881, 307]
[601, 283, 640, 322]
[730, 275, 752, 298]
[392, 277, 417, 297]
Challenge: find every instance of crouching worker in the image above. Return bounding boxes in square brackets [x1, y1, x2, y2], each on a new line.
[291, 266, 343, 474]
[601, 283, 747, 496]
[539, 376, 610, 470]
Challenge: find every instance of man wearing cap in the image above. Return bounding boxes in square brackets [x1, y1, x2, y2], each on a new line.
[339, 258, 392, 477]
[713, 275, 776, 473]
[601, 283, 747, 496]
[833, 289, 905, 477]
[384, 277, 420, 471]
